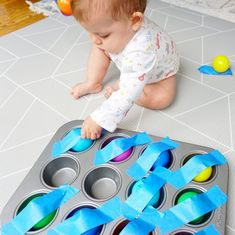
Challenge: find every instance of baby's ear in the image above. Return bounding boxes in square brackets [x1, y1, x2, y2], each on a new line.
[131, 12, 144, 31]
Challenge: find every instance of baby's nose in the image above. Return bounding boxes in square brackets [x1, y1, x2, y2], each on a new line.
[90, 34, 102, 45]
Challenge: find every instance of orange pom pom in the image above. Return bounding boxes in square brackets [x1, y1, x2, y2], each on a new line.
[57, 0, 72, 16]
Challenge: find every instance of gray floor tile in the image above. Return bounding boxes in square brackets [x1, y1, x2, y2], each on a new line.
[170, 26, 218, 43]
[0, 48, 17, 62]
[229, 94, 235, 150]
[0, 34, 43, 57]
[54, 15, 78, 26]
[176, 97, 232, 148]
[1, 0, 235, 229]
[165, 16, 199, 33]
[25, 27, 66, 51]
[226, 226, 235, 235]
[80, 96, 105, 120]
[0, 169, 28, 215]
[1, 101, 67, 150]
[178, 57, 202, 82]
[177, 38, 202, 63]
[147, 0, 171, 9]
[0, 89, 34, 148]
[202, 61, 235, 93]
[139, 109, 230, 153]
[163, 74, 225, 116]
[150, 11, 168, 29]
[55, 42, 92, 74]
[54, 69, 87, 88]
[5, 53, 60, 85]
[49, 25, 84, 58]
[0, 61, 16, 74]
[15, 18, 65, 36]
[204, 15, 235, 31]
[24, 78, 89, 120]
[203, 30, 235, 63]
[78, 31, 90, 43]
[158, 6, 203, 24]
[0, 76, 17, 107]
[0, 135, 51, 178]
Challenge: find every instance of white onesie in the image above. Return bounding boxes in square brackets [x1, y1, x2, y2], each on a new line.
[90, 17, 180, 132]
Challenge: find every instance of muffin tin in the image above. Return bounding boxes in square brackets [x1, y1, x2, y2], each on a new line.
[0, 120, 229, 234]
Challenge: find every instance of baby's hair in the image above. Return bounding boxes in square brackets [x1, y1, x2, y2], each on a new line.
[71, 0, 147, 22]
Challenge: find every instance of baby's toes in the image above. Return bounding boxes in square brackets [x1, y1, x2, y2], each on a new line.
[104, 87, 112, 98]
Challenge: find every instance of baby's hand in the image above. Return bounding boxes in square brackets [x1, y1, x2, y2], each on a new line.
[81, 116, 102, 140]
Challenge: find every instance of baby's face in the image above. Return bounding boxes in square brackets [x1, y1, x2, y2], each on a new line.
[80, 13, 135, 53]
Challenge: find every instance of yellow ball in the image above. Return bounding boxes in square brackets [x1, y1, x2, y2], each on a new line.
[193, 167, 213, 182]
[212, 55, 230, 73]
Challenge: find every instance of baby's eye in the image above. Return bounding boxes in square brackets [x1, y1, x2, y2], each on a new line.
[100, 34, 110, 39]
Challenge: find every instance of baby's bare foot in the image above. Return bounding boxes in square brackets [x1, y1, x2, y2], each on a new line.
[104, 81, 119, 99]
[71, 82, 102, 99]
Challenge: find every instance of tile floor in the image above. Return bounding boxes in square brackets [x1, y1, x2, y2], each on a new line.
[0, 0, 235, 234]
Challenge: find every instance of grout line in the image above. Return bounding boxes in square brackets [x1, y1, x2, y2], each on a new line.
[0, 87, 18, 110]
[226, 225, 235, 232]
[169, 25, 202, 35]
[163, 15, 169, 30]
[53, 67, 86, 77]
[0, 58, 17, 64]
[14, 26, 66, 37]
[172, 95, 228, 119]
[0, 133, 54, 153]
[178, 72, 227, 96]
[50, 31, 86, 77]
[4, 75, 70, 121]
[153, 9, 201, 25]
[21, 76, 51, 87]
[0, 46, 19, 60]
[136, 107, 145, 131]
[0, 167, 30, 181]
[203, 28, 235, 38]
[0, 99, 36, 150]
[47, 27, 69, 51]
[15, 34, 62, 61]
[160, 110, 232, 150]
[179, 55, 201, 65]
[201, 36, 204, 82]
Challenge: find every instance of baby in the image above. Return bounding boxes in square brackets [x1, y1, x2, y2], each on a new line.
[70, 0, 179, 140]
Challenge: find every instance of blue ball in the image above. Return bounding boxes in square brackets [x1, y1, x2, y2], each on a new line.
[131, 179, 160, 207]
[152, 150, 171, 169]
[70, 128, 93, 152]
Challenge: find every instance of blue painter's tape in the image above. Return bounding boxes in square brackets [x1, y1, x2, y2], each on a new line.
[157, 185, 227, 234]
[120, 185, 227, 235]
[121, 171, 166, 220]
[195, 224, 220, 235]
[168, 150, 227, 189]
[2, 185, 79, 235]
[52, 128, 83, 157]
[119, 206, 161, 235]
[47, 197, 122, 235]
[94, 132, 151, 166]
[127, 137, 178, 180]
[198, 65, 233, 75]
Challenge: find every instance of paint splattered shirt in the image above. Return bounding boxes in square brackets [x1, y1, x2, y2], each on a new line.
[90, 17, 180, 132]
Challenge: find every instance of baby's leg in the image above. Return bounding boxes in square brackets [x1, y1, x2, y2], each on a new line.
[136, 75, 176, 110]
[71, 44, 111, 99]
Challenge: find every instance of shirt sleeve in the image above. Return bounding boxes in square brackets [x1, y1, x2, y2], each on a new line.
[90, 49, 156, 132]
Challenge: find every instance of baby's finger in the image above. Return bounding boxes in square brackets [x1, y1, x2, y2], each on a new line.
[91, 133, 97, 140]
[81, 128, 86, 139]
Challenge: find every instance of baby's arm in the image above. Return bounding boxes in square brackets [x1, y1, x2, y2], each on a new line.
[71, 44, 111, 99]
